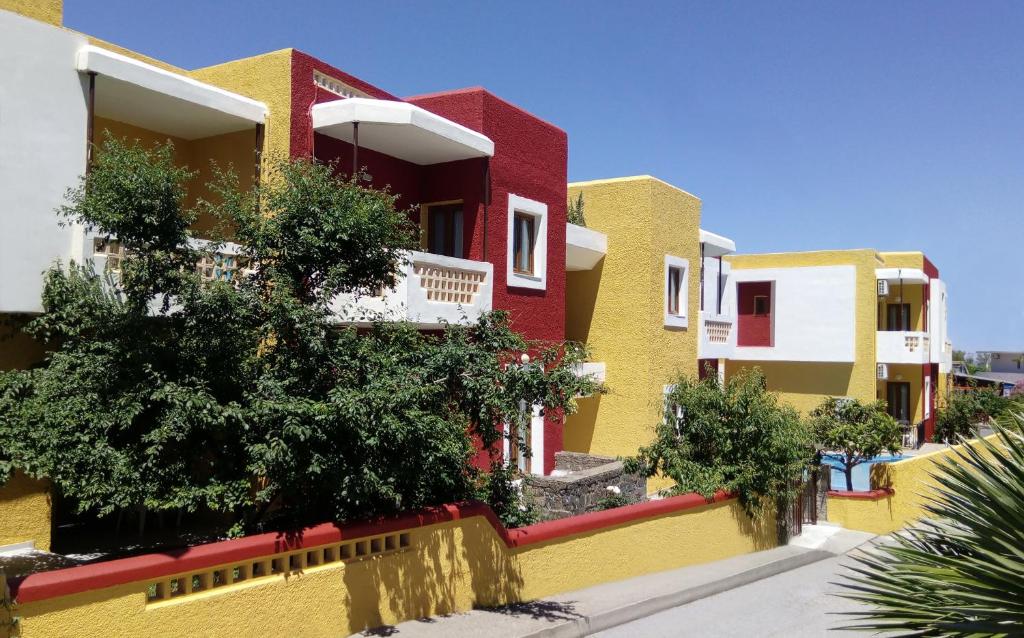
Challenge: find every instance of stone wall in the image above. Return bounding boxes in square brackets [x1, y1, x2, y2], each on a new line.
[525, 452, 646, 520]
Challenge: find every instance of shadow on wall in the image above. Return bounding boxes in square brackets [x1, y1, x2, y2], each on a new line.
[730, 501, 778, 552]
[562, 394, 601, 454]
[341, 519, 524, 634]
[564, 261, 604, 344]
[729, 362, 855, 407]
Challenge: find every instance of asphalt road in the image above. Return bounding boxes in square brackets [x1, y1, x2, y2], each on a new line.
[594, 553, 876, 637]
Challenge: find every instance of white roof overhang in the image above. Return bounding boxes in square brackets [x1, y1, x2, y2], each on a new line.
[876, 268, 929, 284]
[76, 45, 267, 140]
[700, 229, 736, 257]
[312, 98, 494, 165]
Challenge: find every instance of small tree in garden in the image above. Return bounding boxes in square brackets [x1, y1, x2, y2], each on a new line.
[837, 422, 1024, 634]
[808, 397, 901, 491]
[624, 368, 811, 517]
[935, 386, 1010, 443]
[0, 136, 602, 536]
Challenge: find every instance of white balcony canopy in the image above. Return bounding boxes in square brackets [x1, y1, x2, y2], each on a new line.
[876, 268, 929, 284]
[76, 45, 267, 140]
[700, 229, 736, 257]
[312, 98, 495, 165]
[565, 223, 607, 271]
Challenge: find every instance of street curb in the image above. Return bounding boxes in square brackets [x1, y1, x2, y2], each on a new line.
[519, 549, 834, 638]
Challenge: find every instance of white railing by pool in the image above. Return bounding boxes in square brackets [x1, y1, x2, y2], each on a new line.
[876, 331, 931, 364]
[698, 311, 736, 360]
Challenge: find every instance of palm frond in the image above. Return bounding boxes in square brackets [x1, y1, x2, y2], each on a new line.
[835, 421, 1024, 636]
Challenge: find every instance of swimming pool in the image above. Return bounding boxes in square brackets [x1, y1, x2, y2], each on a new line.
[820, 453, 903, 491]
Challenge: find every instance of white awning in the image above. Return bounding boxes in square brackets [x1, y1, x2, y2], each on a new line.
[876, 268, 929, 284]
[312, 98, 494, 165]
[700, 229, 736, 257]
[76, 45, 267, 140]
[566, 223, 607, 271]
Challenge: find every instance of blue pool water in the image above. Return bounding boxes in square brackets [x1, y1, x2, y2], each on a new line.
[820, 453, 903, 491]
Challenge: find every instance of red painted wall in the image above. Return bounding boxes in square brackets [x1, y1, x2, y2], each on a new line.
[737, 281, 773, 347]
[287, 55, 570, 474]
[410, 89, 568, 472]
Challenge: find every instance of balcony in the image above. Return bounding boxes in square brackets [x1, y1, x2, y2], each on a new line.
[84, 239, 492, 329]
[332, 251, 493, 328]
[698, 311, 736, 360]
[877, 331, 931, 364]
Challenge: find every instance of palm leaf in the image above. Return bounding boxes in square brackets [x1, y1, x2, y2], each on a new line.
[835, 420, 1024, 636]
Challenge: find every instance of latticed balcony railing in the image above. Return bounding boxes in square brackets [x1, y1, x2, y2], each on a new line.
[698, 311, 735, 359]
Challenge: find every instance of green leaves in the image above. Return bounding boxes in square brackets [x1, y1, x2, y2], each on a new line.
[625, 368, 811, 517]
[809, 397, 901, 491]
[0, 136, 601, 535]
[837, 421, 1024, 635]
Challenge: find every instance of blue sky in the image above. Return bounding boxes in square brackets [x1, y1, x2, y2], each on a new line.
[65, 1, 1023, 352]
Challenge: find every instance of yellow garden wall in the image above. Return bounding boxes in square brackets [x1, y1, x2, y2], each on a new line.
[0, 472, 51, 551]
[8, 497, 774, 637]
[827, 435, 996, 535]
[724, 249, 880, 415]
[564, 177, 700, 481]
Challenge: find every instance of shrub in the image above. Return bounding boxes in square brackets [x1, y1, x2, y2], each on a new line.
[624, 368, 811, 517]
[0, 137, 602, 535]
[935, 387, 1009, 443]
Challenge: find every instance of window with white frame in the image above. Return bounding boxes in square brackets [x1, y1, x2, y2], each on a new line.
[506, 194, 548, 290]
[664, 255, 689, 328]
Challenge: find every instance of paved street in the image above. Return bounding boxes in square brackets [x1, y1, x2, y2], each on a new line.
[594, 553, 873, 638]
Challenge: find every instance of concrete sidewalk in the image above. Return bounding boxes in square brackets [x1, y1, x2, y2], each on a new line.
[352, 524, 875, 638]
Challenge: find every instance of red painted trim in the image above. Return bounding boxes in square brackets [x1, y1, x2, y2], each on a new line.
[827, 488, 894, 500]
[8, 492, 733, 604]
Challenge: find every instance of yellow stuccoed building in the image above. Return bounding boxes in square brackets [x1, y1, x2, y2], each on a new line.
[563, 176, 738, 492]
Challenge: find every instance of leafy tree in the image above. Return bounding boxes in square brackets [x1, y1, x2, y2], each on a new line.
[808, 397, 901, 491]
[935, 387, 1010, 443]
[0, 136, 601, 535]
[624, 368, 811, 517]
[838, 422, 1024, 635]
[567, 192, 586, 227]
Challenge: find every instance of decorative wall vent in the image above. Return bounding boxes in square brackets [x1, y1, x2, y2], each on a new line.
[877, 363, 889, 380]
[313, 71, 370, 99]
[876, 279, 889, 296]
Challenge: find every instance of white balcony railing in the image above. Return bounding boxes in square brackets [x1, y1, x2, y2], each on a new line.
[876, 331, 931, 364]
[698, 311, 736, 360]
[332, 250, 493, 328]
[84, 238, 492, 328]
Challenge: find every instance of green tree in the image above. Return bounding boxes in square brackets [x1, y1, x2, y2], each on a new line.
[624, 368, 811, 517]
[838, 422, 1024, 635]
[935, 387, 1010, 443]
[808, 397, 901, 491]
[0, 136, 602, 534]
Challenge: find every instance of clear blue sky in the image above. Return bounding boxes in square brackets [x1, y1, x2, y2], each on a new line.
[65, 1, 1023, 352]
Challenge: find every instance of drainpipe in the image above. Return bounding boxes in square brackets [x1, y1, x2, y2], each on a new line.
[482, 157, 491, 261]
[352, 121, 359, 180]
[85, 71, 96, 177]
[253, 123, 265, 190]
[699, 243, 705, 312]
[716, 255, 723, 315]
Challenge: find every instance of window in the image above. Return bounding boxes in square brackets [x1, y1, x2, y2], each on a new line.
[513, 212, 535, 275]
[886, 303, 911, 331]
[506, 194, 548, 290]
[753, 295, 769, 316]
[426, 204, 464, 258]
[667, 266, 684, 316]
[663, 256, 689, 328]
